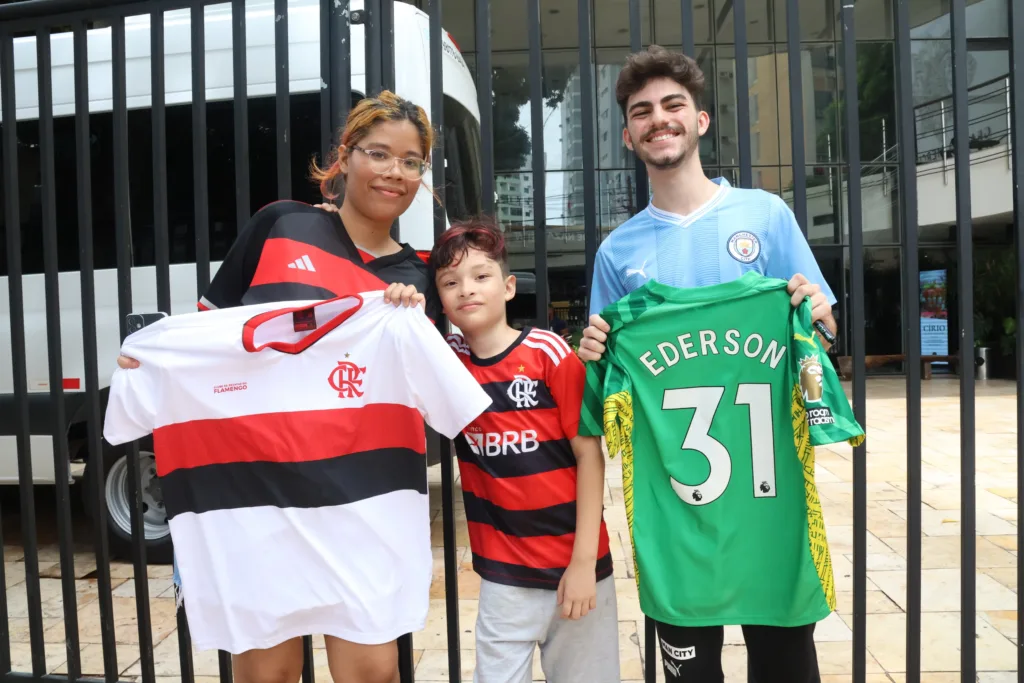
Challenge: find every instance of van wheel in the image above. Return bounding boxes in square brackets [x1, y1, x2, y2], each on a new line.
[83, 439, 174, 565]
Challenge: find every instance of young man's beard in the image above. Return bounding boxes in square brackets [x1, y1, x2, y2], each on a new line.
[634, 126, 699, 170]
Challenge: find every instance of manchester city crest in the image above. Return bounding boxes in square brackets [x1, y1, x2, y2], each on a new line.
[727, 231, 760, 263]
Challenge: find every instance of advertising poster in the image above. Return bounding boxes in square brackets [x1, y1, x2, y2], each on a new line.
[920, 269, 949, 364]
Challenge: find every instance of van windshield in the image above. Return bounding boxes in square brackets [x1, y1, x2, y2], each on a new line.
[442, 95, 483, 222]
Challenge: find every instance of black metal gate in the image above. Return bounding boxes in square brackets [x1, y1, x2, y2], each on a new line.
[0, 0, 1020, 682]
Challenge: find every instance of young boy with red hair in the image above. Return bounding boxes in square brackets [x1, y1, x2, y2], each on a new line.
[430, 218, 620, 683]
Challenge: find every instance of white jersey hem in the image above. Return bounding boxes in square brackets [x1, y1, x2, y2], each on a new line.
[191, 618, 429, 654]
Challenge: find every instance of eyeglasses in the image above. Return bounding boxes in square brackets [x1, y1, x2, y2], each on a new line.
[350, 145, 430, 180]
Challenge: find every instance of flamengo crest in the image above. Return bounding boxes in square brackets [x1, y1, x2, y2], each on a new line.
[329, 360, 366, 398]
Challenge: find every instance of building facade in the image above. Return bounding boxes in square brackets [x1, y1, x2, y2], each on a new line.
[438, 0, 1017, 374]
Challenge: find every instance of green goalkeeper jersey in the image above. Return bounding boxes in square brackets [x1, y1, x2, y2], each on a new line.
[580, 271, 864, 627]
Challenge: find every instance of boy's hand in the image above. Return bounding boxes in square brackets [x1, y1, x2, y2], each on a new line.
[577, 314, 609, 362]
[383, 282, 425, 309]
[557, 558, 597, 620]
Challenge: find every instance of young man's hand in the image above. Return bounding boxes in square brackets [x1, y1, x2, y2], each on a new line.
[577, 314, 610, 362]
[787, 273, 837, 349]
[557, 558, 597, 620]
[383, 282, 425, 309]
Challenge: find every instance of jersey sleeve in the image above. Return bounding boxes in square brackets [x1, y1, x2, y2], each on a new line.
[102, 351, 162, 446]
[395, 309, 492, 438]
[791, 301, 865, 447]
[588, 243, 627, 317]
[547, 349, 586, 439]
[200, 206, 276, 310]
[765, 195, 837, 306]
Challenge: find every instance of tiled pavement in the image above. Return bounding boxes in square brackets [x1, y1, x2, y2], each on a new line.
[0, 377, 1018, 681]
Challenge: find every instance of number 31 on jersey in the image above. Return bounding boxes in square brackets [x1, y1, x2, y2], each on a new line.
[663, 384, 776, 506]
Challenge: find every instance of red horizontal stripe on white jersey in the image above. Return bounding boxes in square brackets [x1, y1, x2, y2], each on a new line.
[154, 403, 425, 476]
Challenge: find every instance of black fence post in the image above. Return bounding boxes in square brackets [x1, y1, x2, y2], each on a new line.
[37, 24, 82, 680]
[894, 2, 922, 680]
[839, 5, 867, 683]
[1010, 1, 1024, 681]
[949, 0, 977, 677]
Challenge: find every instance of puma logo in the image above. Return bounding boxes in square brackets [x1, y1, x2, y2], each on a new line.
[626, 259, 649, 280]
[794, 332, 818, 347]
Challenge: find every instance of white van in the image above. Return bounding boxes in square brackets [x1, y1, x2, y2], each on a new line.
[0, 0, 483, 562]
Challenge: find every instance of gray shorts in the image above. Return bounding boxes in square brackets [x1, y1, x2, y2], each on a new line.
[473, 576, 620, 683]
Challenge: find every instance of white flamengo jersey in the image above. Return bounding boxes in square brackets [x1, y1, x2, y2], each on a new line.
[103, 292, 492, 653]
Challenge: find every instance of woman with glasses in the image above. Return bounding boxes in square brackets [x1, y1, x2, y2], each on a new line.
[116, 91, 442, 683]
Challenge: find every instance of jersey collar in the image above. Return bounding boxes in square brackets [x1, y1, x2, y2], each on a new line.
[647, 177, 730, 227]
[242, 294, 364, 354]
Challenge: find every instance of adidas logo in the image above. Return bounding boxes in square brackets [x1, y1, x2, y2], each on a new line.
[287, 255, 317, 272]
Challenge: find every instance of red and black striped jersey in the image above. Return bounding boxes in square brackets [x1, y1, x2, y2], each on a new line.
[447, 327, 613, 590]
[201, 201, 441, 320]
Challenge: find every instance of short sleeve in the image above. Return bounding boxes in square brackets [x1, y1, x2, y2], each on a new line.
[200, 206, 276, 310]
[791, 301, 864, 447]
[765, 196, 837, 306]
[395, 309, 492, 438]
[546, 351, 586, 439]
[588, 243, 627, 317]
[102, 362, 162, 446]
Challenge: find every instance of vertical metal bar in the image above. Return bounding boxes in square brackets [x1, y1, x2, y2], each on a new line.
[192, 1, 211, 292]
[733, 0, 751, 187]
[381, 0, 395, 92]
[152, 10, 171, 314]
[629, 0, 649, 210]
[644, 621, 656, 683]
[949, 0, 976, 677]
[176, 607, 195, 683]
[37, 26, 82, 680]
[680, 0, 694, 56]
[529, 0, 547, 326]
[380, 0, 398, 243]
[301, 637, 315, 683]
[233, 0, 250, 225]
[218, 651, 233, 683]
[1007, 76, 1012, 170]
[894, 2, 921, 680]
[75, 20, 119, 683]
[429, 3, 461, 680]
[578, 0, 598, 287]
[476, 0, 494, 214]
[275, 0, 291, 198]
[3, 29, 46, 679]
[365, 0, 383, 97]
[1011, 3, 1024, 679]
[840, 6, 867, 683]
[330, 0, 352, 149]
[320, 0, 331, 164]
[114, 16, 157, 683]
[785, 0, 807, 234]
[940, 102, 948, 184]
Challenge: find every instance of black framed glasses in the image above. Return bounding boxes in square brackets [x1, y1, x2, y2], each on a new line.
[350, 145, 430, 180]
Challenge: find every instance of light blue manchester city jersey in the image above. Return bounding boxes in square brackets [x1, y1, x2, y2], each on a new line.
[589, 178, 836, 316]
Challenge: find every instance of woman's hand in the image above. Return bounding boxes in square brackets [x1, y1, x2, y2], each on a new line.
[383, 282, 425, 310]
[117, 355, 140, 369]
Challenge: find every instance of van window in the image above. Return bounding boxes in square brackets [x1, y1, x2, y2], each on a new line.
[442, 95, 482, 221]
